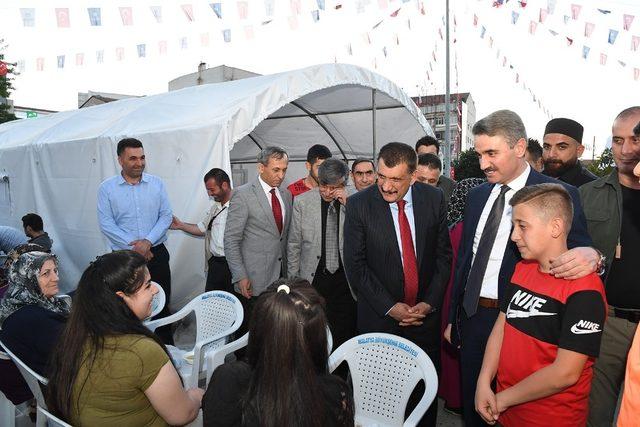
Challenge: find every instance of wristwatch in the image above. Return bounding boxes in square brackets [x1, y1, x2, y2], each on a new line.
[594, 248, 606, 276]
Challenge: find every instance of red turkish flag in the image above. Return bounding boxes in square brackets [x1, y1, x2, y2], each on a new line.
[0, 62, 7, 76]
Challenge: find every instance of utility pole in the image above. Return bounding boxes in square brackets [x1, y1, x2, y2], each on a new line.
[444, 0, 451, 177]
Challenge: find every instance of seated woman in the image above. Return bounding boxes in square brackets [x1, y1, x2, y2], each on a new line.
[46, 250, 203, 426]
[203, 278, 354, 427]
[0, 250, 70, 376]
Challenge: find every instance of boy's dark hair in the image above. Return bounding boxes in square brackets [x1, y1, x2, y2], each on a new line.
[306, 144, 332, 165]
[527, 138, 543, 161]
[418, 153, 442, 171]
[117, 138, 143, 156]
[21, 213, 44, 232]
[415, 135, 440, 154]
[378, 142, 418, 174]
[510, 183, 574, 230]
[351, 158, 375, 173]
[203, 168, 231, 186]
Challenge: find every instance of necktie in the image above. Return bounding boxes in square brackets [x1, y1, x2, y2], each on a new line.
[397, 199, 418, 306]
[325, 202, 339, 274]
[462, 184, 511, 317]
[270, 188, 283, 234]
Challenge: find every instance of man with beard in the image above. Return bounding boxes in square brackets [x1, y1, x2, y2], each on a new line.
[170, 168, 234, 293]
[97, 137, 173, 342]
[581, 106, 640, 426]
[542, 118, 597, 187]
[287, 144, 332, 198]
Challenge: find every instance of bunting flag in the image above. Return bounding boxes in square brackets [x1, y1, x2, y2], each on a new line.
[438, 27, 443, 40]
[75, 53, 84, 66]
[288, 15, 298, 30]
[473, 14, 478, 26]
[395, 34, 400, 45]
[597, 9, 611, 15]
[200, 33, 210, 46]
[600, 53, 607, 65]
[158, 41, 167, 55]
[584, 22, 595, 38]
[623, 14, 634, 31]
[382, 46, 387, 57]
[182, 4, 195, 21]
[137, 44, 146, 58]
[222, 29, 231, 43]
[539, 8, 547, 23]
[57, 55, 65, 68]
[55, 8, 70, 28]
[512, 11, 519, 25]
[563, 15, 570, 25]
[150, 6, 162, 23]
[480, 25, 486, 38]
[549, 29, 558, 36]
[119, 7, 133, 25]
[96, 50, 104, 63]
[407, 18, 411, 29]
[609, 29, 619, 44]
[180, 37, 188, 50]
[265, 0, 275, 16]
[582, 45, 590, 59]
[566, 36, 573, 45]
[88, 8, 101, 26]
[529, 21, 537, 34]
[116, 47, 124, 61]
[390, 8, 400, 17]
[489, 36, 494, 47]
[547, 0, 557, 14]
[311, 10, 320, 22]
[290, 0, 301, 15]
[347, 43, 353, 55]
[503, 56, 507, 66]
[570, 4, 581, 20]
[378, 0, 388, 9]
[618, 60, 626, 67]
[36, 57, 44, 71]
[211, 3, 222, 19]
[632, 36, 640, 51]
[20, 8, 36, 27]
[316, 0, 325, 11]
[237, 2, 248, 19]
[244, 25, 254, 40]
[519, 1, 527, 7]
[516, 73, 519, 83]
[635, 68, 639, 81]
[493, 0, 505, 7]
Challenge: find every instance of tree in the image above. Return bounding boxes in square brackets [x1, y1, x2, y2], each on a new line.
[451, 148, 484, 180]
[0, 39, 17, 124]
[587, 147, 615, 177]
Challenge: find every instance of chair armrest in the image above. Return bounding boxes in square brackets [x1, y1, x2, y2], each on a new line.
[205, 333, 249, 384]
[143, 305, 192, 331]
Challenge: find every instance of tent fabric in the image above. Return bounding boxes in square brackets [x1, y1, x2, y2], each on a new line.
[0, 63, 432, 307]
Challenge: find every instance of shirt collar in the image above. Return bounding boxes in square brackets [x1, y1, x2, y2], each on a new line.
[118, 172, 148, 185]
[499, 163, 530, 192]
[258, 174, 276, 194]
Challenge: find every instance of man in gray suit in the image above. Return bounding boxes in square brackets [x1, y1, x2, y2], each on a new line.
[287, 158, 356, 348]
[224, 146, 292, 301]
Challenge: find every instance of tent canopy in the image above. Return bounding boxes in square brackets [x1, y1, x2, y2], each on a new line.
[0, 63, 432, 306]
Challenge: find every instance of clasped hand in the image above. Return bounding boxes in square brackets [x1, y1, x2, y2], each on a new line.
[389, 302, 431, 326]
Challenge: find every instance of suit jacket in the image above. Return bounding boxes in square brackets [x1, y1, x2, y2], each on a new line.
[448, 168, 593, 342]
[286, 188, 356, 299]
[224, 177, 292, 296]
[343, 182, 452, 346]
[438, 175, 456, 207]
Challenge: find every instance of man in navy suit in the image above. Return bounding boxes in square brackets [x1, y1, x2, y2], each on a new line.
[344, 142, 452, 426]
[444, 110, 601, 426]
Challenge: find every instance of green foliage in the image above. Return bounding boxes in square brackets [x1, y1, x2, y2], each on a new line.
[452, 148, 485, 180]
[587, 147, 615, 177]
[0, 47, 17, 124]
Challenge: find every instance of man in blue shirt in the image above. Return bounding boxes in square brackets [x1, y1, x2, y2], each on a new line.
[97, 138, 173, 342]
[0, 226, 27, 254]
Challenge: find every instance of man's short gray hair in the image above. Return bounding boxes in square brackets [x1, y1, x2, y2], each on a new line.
[318, 158, 349, 186]
[472, 110, 527, 147]
[257, 146, 288, 165]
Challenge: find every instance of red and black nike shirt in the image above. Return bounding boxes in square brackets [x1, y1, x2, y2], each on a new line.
[496, 260, 607, 427]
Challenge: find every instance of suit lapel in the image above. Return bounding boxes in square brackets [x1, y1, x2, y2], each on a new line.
[252, 179, 279, 235]
[412, 185, 428, 269]
[373, 187, 402, 267]
[467, 183, 493, 234]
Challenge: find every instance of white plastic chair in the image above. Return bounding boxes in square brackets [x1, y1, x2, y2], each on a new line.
[0, 348, 16, 427]
[206, 326, 334, 385]
[36, 406, 73, 427]
[147, 282, 166, 319]
[0, 340, 71, 427]
[328, 333, 438, 427]
[145, 291, 243, 388]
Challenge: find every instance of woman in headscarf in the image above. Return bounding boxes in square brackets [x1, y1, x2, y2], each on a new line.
[439, 177, 486, 416]
[0, 251, 70, 376]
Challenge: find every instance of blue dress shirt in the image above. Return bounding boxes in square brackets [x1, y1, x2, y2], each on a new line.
[97, 173, 172, 250]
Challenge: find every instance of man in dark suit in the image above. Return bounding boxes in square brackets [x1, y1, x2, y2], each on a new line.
[344, 142, 452, 427]
[444, 110, 602, 426]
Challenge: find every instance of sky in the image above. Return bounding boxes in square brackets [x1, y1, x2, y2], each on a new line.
[1, 0, 639, 157]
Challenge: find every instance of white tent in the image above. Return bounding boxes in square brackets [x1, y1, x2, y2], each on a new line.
[0, 63, 433, 306]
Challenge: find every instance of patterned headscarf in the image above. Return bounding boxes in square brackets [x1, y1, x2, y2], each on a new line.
[0, 251, 70, 326]
[447, 177, 486, 227]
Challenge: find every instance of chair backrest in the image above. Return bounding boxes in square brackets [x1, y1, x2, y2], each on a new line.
[0, 340, 48, 407]
[37, 406, 73, 427]
[328, 333, 438, 427]
[193, 291, 243, 347]
[148, 282, 166, 319]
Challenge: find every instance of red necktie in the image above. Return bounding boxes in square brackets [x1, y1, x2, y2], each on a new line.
[270, 188, 283, 234]
[397, 199, 418, 306]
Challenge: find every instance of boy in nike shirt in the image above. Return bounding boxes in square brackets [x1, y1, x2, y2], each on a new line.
[475, 183, 606, 426]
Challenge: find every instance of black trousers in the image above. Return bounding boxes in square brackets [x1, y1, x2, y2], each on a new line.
[147, 243, 173, 345]
[206, 256, 233, 293]
[459, 306, 499, 427]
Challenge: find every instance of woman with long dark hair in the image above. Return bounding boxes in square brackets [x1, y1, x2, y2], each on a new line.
[46, 250, 203, 426]
[203, 278, 354, 427]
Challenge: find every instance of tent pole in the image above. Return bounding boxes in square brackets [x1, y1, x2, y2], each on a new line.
[247, 133, 263, 150]
[290, 101, 348, 161]
[372, 89, 377, 159]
